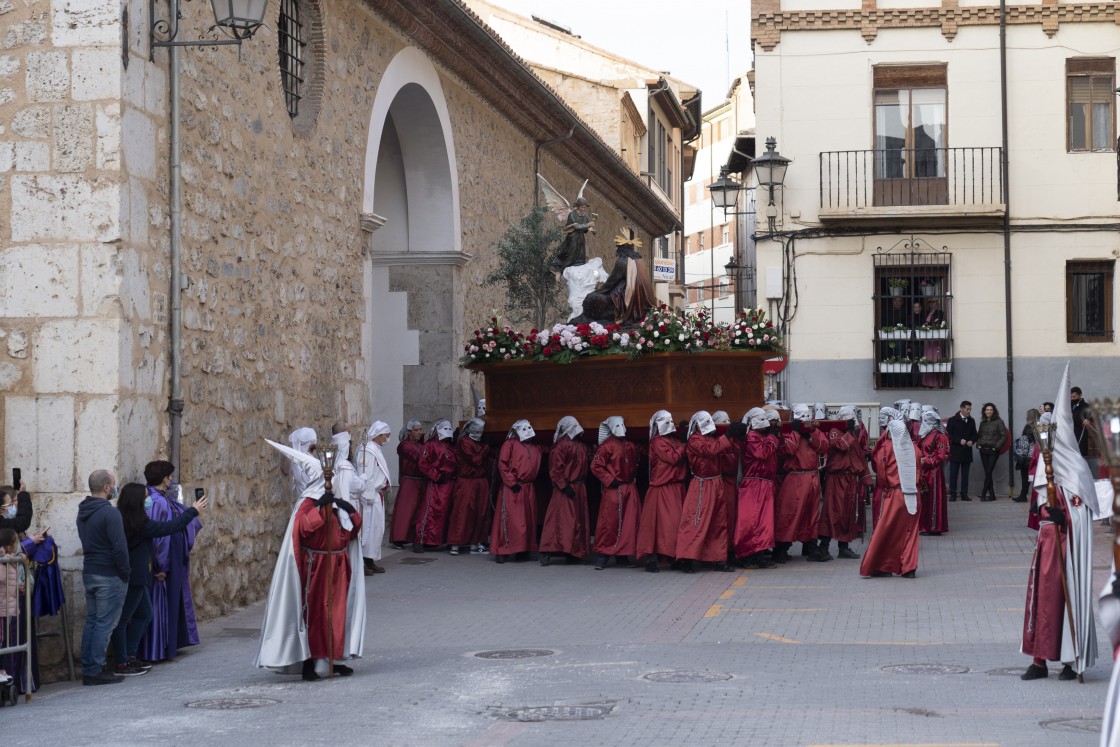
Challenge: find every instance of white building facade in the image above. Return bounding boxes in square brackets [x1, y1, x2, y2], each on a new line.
[752, 0, 1119, 424]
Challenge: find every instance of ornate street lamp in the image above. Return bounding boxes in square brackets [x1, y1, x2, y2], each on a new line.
[708, 167, 743, 214]
[753, 137, 792, 234]
[150, 0, 268, 59]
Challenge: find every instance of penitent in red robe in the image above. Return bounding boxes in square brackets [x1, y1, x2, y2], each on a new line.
[677, 433, 731, 563]
[540, 437, 591, 558]
[859, 434, 922, 577]
[415, 439, 457, 546]
[720, 437, 739, 559]
[446, 437, 492, 547]
[735, 430, 779, 558]
[918, 430, 950, 535]
[591, 436, 642, 557]
[1021, 493, 1070, 663]
[775, 427, 829, 544]
[389, 439, 425, 545]
[491, 439, 542, 556]
[637, 435, 687, 560]
[820, 427, 869, 542]
[294, 499, 362, 660]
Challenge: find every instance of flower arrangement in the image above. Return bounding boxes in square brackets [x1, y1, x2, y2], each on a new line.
[887, 278, 909, 290]
[917, 320, 948, 332]
[461, 305, 784, 365]
[880, 323, 911, 334]
[881, 356, 912, 365]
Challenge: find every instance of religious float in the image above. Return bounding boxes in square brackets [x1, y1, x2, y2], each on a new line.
[462, 305, 785, 434]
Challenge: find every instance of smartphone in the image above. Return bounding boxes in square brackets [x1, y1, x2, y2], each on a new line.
[194, 488, 205, 503]
[12, 468, 20, 489]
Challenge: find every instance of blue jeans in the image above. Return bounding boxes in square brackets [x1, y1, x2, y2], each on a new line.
[948, 461, 972, 497]
[110, 585, 153, 666]
[81, 574, 127, 676]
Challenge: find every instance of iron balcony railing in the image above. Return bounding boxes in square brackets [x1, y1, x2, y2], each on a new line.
[820, 147, 1003, 211]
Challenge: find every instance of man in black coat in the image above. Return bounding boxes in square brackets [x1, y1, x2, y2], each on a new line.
[945, 401, 978, 501]
[1071, 386, 1092, 458]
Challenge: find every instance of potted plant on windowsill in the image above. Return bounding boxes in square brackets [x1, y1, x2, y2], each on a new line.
[916, 357, 952, 373]
[920, 279, 940, 297]
[878, 323, 912, 340]
[914, 320, 949, 339]
[878, 356, 913, 374]
[887, 277, 908, 297]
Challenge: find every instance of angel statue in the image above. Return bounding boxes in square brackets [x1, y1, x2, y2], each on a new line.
[538, 174, 596, 272]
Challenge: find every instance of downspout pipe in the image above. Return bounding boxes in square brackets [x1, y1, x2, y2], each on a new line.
[534, 127, 575, 204]
[168, 29, 184, 472]
[1000, 0, 1015, 489]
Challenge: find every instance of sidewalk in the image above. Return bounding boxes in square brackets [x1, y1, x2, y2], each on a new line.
[6, 498, 1110, 746]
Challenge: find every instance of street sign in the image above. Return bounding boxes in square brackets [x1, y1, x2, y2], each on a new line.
[652, 260, 675, 281]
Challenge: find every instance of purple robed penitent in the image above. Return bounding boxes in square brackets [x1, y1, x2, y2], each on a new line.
[139, 486, 202, 661]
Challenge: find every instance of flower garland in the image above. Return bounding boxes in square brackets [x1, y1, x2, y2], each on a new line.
[462, 306, 783, 365]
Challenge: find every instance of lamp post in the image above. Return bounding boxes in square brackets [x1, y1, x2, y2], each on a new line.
[724, 255, 743, 317]
[315, 442, 338, 679]
[753, 137, 792, 235]
[150, 0, 268, 56]
[1033, 419, 1083, 681]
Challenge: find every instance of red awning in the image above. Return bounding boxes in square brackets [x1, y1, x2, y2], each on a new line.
[762, 357, 786, 375]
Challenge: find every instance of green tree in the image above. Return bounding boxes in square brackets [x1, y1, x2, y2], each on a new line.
[485, 206, 564, 329]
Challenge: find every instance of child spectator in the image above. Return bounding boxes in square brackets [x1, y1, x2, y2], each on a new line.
[0, 527, 25, 687]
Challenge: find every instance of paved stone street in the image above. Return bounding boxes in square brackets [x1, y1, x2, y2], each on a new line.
[9, 499, 1112, 745]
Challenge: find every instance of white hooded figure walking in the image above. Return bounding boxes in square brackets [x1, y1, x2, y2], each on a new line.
[356, 421, 392, 574]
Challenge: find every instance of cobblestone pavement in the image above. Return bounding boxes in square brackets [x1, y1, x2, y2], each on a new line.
[8, 499, 1112, 745]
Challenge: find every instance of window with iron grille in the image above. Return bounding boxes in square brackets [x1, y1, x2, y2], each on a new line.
[1066, 260, 1114, 342]
[278, 0, 305, 119]
[872, 250, 953, 390]
[1067, 59, 1115, 152]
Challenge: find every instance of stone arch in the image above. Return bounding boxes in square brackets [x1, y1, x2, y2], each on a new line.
[360, 47, 469, 475]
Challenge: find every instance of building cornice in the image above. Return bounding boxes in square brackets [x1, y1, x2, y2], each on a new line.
[752, 0, 1120, 51]
[368, 0, 681, 235]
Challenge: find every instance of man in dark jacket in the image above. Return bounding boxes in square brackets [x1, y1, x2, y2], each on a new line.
[0, 480, 32, 533]
[76, 469, 129, 685]
[945, 401, 978, 501]
[1071, 386, 1092, 458]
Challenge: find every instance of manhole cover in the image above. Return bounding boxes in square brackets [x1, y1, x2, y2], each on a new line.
[185, 698, 279, 710]
[399, 557, 436, 565]
[643, 671, 733, 683]
[895, 707, 941, 718]
[881, 663, 970, 675]
[475, 649, 555, 660]
[987, 667, 1029, 676]
[1040, 718, 1101, 733]
[503, 704, 612, 722]
[220, 628, 259, 638]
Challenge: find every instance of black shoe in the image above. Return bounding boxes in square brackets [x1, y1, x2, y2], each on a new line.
[1020, 663, 1048, 681]
[837, 547, 861, 559]
[390, 542, 408, 550]
[594, 554, 607, 570]
[332, 664, 353, 677]
[866, 571, 891, 578]
[800, 541, 817, 557]
[901, 570, 916, 578]
[1012, 495, 1028, 503]
[302, 659, 321, 682]
[83, 671, 124, 686]
[807, 549, 832, 563]
[645, 559, 659, 573]
[714, 562, 734, 572]
[1058, 664, 1077, 681]
[494, 554, 506, 564]
[114, 661, 149, 677]
[948, 493, 957, 502]
[960, 495, 972, 502]
[771, 551, 791, 564]
[539, 554, 551, 567]
[680, 559, 695, 574]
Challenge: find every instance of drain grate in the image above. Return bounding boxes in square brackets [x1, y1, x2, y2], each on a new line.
[986, 667, 1029, 677]
[503, 704, 612, 722]
[643, 671, 733, 683]
[1040, 718, 1101, 733]
[185, 698, 279, 710]
[881, 663, 970, 675]
[399, 557, 436, 565]
[475, 649, 554, 660]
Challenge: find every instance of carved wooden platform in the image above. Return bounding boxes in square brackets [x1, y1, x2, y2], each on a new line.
[466, 351, 768, 432]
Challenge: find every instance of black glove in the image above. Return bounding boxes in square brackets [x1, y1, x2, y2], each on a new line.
[791, 420, 802, 433]
[334, 498, 357, 515]
[510, 483, 522, 494]
[727, 422, 748, 440]
[1044, 505, 1067, 528]
[768, 425, 781, 437]
[561, 486, 576, 499]
[847, 420, 858, 432]
[609, 480, 621, 489]
[315, 493, 334, 508]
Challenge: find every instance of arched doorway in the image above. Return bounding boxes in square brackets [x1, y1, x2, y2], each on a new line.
[361, 47, 468, 475]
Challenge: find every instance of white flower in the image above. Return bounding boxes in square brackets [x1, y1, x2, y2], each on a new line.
[678, 333, 687, 341]
[653, 331, 660, 338]
[620, 333, 630, 346]
[499, 347, 506, 353]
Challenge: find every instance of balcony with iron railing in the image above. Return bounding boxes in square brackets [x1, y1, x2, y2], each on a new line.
[818, 147, 1005, 226]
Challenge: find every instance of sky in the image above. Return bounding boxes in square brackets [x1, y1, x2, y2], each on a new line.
[482, 0, 753, 107]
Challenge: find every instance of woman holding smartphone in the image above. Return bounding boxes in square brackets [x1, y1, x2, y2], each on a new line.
[111, 483, 208, 675]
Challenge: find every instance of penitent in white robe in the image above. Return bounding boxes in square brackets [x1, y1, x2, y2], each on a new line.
[355, 442, 390, 561]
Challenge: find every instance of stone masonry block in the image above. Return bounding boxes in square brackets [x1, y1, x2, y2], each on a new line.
[3, 21, 47, 50]
[7, 328, 27, 358]
[52, 0, 120, 47]
[121, 105, 154, 180]
[53, 104, 93, 172]
[80, 243, 120, 315]
[0, 142, 13, 172]
[0, 55, 18, 78]
[75, 396, 119, 488]
[0, 244, 80, 317]
[144, 63, 165, 116]
[26, 50, 69, 102]
[12, 106, 50, 138]
[15, 141, 49, 171]
[33, 319, 120, 394]
[0, 362, 21, 390]
[5, 395, 76, 492]
[71, 48, 120, 101]
[10, 174, 120, 241]
[95, 102, 120, 170]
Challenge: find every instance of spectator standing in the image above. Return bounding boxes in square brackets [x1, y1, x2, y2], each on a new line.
[945, 401, 978, 501]
[1014, 408, 1040, 503]
[0, 480, 32, 533]
[976, 403, 1008, 501]
[76, 470, 128, 685]
[1070, 386, 1092, 458]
